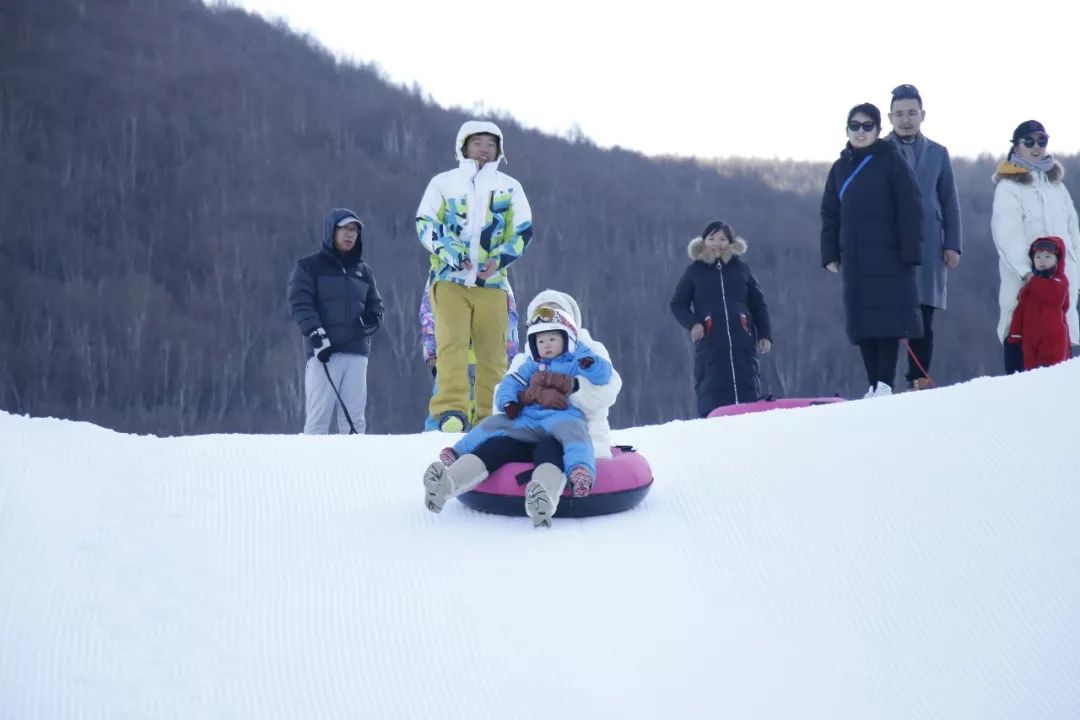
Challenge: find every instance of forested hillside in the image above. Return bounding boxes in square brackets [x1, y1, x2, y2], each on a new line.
[2, 0, 1075, 434]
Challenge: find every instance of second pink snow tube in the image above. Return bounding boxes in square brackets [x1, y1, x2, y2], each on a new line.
[707, 396, 844, 418]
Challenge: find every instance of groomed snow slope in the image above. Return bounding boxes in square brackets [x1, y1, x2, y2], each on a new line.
[1, 363, 1077, 719]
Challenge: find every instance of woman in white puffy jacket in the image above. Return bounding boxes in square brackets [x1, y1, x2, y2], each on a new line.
[991, 119, 1080, 373]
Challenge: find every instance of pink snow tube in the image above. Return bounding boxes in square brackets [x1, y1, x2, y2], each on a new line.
[457, 447, 653, 518]
[707, 396, 845, 418]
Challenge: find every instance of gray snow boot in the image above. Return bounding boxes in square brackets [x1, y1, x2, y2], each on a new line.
[524, 463, 568, 528]
[424, 453, 489, 513]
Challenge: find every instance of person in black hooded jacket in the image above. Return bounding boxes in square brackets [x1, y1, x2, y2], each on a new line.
[288, 208, 383, 434]
[821, 102, 924, 398]
[671, 220, 772, 417]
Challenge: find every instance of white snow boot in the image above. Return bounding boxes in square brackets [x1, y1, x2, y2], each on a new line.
[424, 453, 489, 513]
[524, 463, 568, 528]
[862, 382, 893, 399]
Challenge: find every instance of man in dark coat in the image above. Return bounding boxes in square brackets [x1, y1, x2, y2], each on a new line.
[288, 208, 383, 434]
[821, 103, 925, 397]
[886, 84, 963, 390]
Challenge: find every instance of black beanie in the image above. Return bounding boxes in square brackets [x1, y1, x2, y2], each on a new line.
[1011, 120, 1047, 144]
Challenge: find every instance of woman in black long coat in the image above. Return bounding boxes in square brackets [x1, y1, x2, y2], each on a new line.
[821, 102, 925, 398]
[671, 220, 772, 417]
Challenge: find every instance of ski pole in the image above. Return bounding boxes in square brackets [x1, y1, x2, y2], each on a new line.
[321, 362, 358, 435]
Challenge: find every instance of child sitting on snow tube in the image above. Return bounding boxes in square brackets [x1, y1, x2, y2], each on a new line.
[425, 307, 612, 526]
[423, 290, 625, 528]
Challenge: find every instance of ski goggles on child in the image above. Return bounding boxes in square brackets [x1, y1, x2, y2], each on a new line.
[528, 305, 578, 334]
[1020, 134, 1049, 148]
[530, 306, 562, 323]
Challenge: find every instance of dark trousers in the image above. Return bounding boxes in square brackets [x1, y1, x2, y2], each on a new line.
[472, 435, 564, 474]
[1003, 342, 1024, 375]
[904, 305, 936, 384]
[858, 337, 900, 389]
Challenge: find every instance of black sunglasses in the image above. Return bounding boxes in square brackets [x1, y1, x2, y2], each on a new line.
[1020, 135, 1049, 148]
[847, 121, 876, 132]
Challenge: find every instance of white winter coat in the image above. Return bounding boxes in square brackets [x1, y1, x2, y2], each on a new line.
[990, 160, 1080, 344]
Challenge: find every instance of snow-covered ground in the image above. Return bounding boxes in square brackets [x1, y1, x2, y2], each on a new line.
[1, 363, 1078, 719]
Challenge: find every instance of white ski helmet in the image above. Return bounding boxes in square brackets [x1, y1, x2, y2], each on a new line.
[526, 307, 578, 361]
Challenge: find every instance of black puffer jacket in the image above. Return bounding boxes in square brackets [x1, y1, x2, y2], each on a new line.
[670, 236, 772, 417]
[288, 208, 384, 358]
[821, 139, 924, 343]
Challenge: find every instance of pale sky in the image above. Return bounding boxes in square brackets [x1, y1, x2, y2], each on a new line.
[226, 0, 1079, 163]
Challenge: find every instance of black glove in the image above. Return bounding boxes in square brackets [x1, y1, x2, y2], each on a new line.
[574, 342, 596, 370]
[356, 311, 381, 337]
[503, 401, 522, 420]
[309, 327, 333, 363]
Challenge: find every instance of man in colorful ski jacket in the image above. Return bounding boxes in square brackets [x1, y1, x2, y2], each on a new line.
[415, 120, 534, 432]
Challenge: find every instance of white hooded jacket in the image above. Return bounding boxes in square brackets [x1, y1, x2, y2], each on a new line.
[504, 289, 622, 458]
[415, 120, 533, 291]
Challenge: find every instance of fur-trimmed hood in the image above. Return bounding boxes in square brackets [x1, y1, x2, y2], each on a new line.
[993, 158, 1065, 185]
[687, 235, 748, 264]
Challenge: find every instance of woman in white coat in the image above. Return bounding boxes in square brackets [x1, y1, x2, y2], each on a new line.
[991, 120, 1080, 373]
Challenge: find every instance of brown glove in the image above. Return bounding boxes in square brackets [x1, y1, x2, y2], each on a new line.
[518, 371, 549, 406]
[536, 370, 574, 394]
[536, 387, 569, 410]
[517, 384, 540, 406]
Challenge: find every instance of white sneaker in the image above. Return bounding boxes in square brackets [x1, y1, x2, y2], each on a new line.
[862, 386, 877, 399]
[875, 382, 892, 397]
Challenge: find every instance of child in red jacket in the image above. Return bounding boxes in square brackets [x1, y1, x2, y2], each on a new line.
[1006, 236, 1070, 370]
